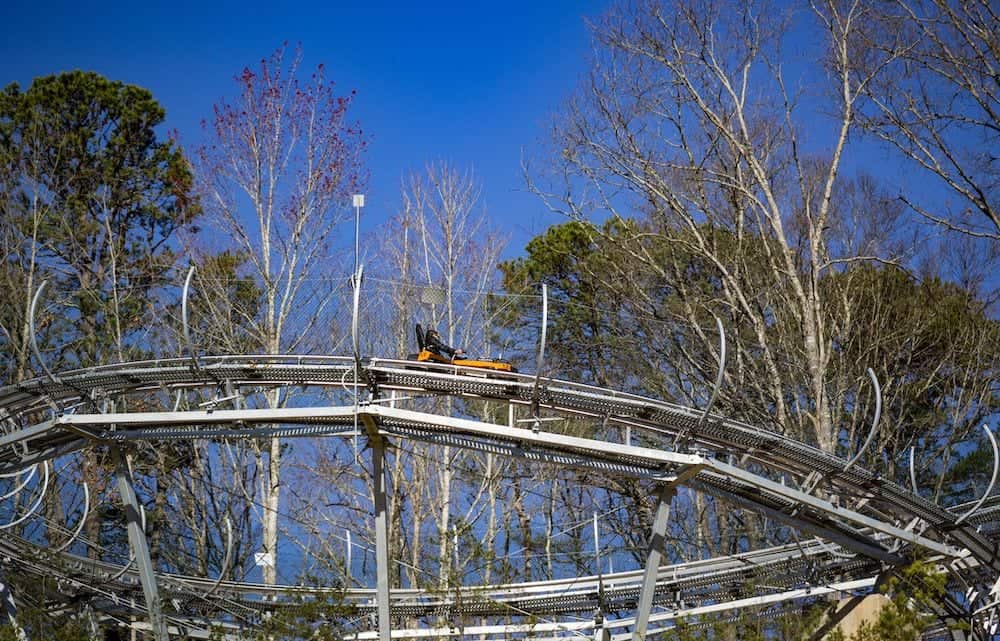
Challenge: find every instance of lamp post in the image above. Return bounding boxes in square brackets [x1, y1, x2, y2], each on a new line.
[352, 194, 365, 280]
[351, 194, 365, 462]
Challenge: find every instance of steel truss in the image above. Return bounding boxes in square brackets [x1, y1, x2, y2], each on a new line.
[0, 356, 997, 639]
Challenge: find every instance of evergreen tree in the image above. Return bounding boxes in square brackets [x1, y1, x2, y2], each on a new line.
[0, 70, 198, 381]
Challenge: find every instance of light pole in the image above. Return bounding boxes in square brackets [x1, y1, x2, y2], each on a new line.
[352, 193, 365, 280]
[351, 194, 365, 462]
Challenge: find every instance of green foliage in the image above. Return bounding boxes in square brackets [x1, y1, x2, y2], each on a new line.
[0, 70, 199, 374]
[246, 586, 353, 641]
[0, 70, 203, 635]
[498, 217, 793, 408]
[504, 218, 998, 483]
[498, 218, 660, 390]
[0, 620, 91, 641]
[834, 561, 950, 641]
[823, 264, 998, 483]
[0, 585, 95, 641]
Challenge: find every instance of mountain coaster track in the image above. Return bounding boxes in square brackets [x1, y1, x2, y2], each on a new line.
[0, 355, 998, 640]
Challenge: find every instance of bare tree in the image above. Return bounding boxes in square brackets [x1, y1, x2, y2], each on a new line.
[396, 163, 507, 589]
[859, 0, 999, 239]
[283, 163, 512, 610]
[0, 124, 47, 386]
[530, 0, 905, 453]
[194, 44, 366, 584]
[366, 163, 509, 595]
[1, 72, 198, 563]
[516, 2, 998, 586]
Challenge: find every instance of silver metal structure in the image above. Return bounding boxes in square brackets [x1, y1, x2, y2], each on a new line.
[698, 315, 726, 428]
[843, 368, 882, 473]
[28, 281, 60, 386]
[181, 265, 203, 375]
[0, 347, 997, 639]
[530, 282, 549, 434]
[955, 425, 999, 526]
[51, 481, 89, 554]
[113, 449, 167, 641]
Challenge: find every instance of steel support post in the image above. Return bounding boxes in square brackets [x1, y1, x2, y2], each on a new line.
[372, 434, 391, 641]
[113, 449, 167, 641]
[633, 483, 676, 641]
[594, 611, 610, 641]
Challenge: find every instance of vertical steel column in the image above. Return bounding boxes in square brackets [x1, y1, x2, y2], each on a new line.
[633, 484, 676, 641]
[113, 450, 167, 641]
[371, 435, 391, 641]
[594, 611, 610, 641]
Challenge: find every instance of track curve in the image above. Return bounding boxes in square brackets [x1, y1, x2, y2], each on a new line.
[1, 355, 997, 639]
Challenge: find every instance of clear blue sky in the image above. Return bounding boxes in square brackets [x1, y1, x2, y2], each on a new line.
[2, 0, 609, 257]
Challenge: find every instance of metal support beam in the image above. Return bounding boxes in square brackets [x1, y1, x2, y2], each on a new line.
[594, 610, 610, 641]
[57, 405, 356, 429]
[632, 577, 879, 637]
[633, 483, 676, 641]
[706, 459, 962, 558]
[364, 414, 391, 641]
[702, 482, 899, 563]
[113, 449, 167, 641]
[0, 419, 58, 450]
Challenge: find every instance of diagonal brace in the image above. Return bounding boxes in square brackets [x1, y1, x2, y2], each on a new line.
[633, 465, 702, 640]
[113, 449, 167, 641]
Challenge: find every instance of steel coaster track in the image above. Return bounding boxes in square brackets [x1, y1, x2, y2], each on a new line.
[1, 356, 994, 566]
[0, 529, 880, 628]
[0, 355, 997, 638]
[0, 398, 969, 565]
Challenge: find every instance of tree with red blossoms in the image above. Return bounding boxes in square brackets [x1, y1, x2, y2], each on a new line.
[193, 44, 367, 585]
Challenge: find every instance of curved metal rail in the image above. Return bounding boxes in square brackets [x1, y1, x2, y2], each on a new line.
[0, 355, 996, 640]
[2, 357, 996, 561]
